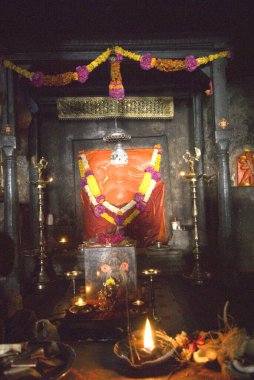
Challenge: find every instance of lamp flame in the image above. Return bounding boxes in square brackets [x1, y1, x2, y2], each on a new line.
[59, 236, 68, 243]
[75, 297, 86, 307]
[144, 318, 155, 351]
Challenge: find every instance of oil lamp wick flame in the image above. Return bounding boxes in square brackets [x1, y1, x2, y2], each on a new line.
[144, 318, 155, 351]
[75, 297, 86, 307]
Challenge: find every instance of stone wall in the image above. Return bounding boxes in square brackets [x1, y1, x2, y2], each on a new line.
[1, 78, 254, 271]
[228, 81, 254, 271]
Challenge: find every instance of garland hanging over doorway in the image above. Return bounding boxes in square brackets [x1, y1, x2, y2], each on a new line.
[1, 46, 230, 99]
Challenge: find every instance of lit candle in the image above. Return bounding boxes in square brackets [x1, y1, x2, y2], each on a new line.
[75, 297, 87, 307]
[143, 318, 155, 352]
[59, 236, 68, 244]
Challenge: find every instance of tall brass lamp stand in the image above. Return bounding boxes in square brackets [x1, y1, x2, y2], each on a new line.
[33, 157, 53, 290]
[181, 148, 211, 285]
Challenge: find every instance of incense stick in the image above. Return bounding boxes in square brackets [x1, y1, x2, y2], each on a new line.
[125, 282, 135, 364]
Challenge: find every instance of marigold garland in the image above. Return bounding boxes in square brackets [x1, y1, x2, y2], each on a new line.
[114, 46, 141, 61]
[0, 47, 231, 91]
[78, 145, 162, 228]
[109, 55, 125, 100]
[154, 58, 186, 72]
[42, 72, 75, 87]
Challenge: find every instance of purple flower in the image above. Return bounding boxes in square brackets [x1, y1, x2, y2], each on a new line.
[115, 215, 125, 226]
[185, 55, 198, 72]
[84, 170, 94, 178]
[111, 233, 124, 244]
[145, 167, 155, 176]
[152, 171, 161, 181]
[98, 232, 124, 245]
[136, 201, 146, 212]
[116, 53, 123, 62]
[134, 192, 144, 202]
[94, 204, 106, 217]
[81, 178, 87, 187]
[109, 84, 125, 101]
[145, 167, 161, 182]
[227, 50, 233, 59]
[140, 53, 153, 70]
[31, 72, 44, 87]
[96, 194, 105, 203]
[76, 65, 89, 84]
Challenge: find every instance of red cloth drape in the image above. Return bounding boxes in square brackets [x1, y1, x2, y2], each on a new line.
[80, 148, 168, 247]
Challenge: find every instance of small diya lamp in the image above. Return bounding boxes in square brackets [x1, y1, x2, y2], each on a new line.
[114, 317, 175, 367]
[59, 236, 69, 244]
[132, 299, 145, 307]
[69, 295, 94, 315]
[74, 296, 87, 308]
[131, 298, 146, 314]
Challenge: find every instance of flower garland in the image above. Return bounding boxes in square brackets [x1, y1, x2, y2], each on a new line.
[108, 53, 125, 100]
[78, 145, 162, 228]
[0, 47, 231, 93]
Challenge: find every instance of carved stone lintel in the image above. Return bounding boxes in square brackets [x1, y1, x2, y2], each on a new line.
[57, 96, 174, 120]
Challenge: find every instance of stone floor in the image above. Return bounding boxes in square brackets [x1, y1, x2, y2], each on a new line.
[22, 270, 254, 342]
[5, 267, 250, 379]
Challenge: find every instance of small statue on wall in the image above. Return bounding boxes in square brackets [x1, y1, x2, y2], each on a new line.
[237, 149, 254, 186]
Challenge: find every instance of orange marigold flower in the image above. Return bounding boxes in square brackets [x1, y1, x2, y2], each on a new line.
[154, 58, 186, 72]
[42, 72, 75, 86]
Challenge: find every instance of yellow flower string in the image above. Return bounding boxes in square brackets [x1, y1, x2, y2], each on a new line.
[138, 172, 152, 195]
[86, 176, 101, 197]
[3, 60, 32, 79]
[1, 47, 230, 87]
[196, 51, 229, 65]
[86, 48, 112, 72]
[123, 209, 140, 227]
[114, 46, 141, 62]
[78, 159, 85, 178]
[153, 153, 161, 172]
[101, 213, 116, 225]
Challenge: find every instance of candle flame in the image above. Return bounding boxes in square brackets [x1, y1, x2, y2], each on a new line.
[59, 236, 68, 243]
[144, 318, 155, 351]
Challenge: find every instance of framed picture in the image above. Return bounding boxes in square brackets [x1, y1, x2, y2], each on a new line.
[84, 246, 137, 300]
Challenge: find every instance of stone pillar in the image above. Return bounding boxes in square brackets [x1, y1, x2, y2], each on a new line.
[0, 67, 20, 292]
[192, 92, 207, 246]
[212, 58, 235, 279]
